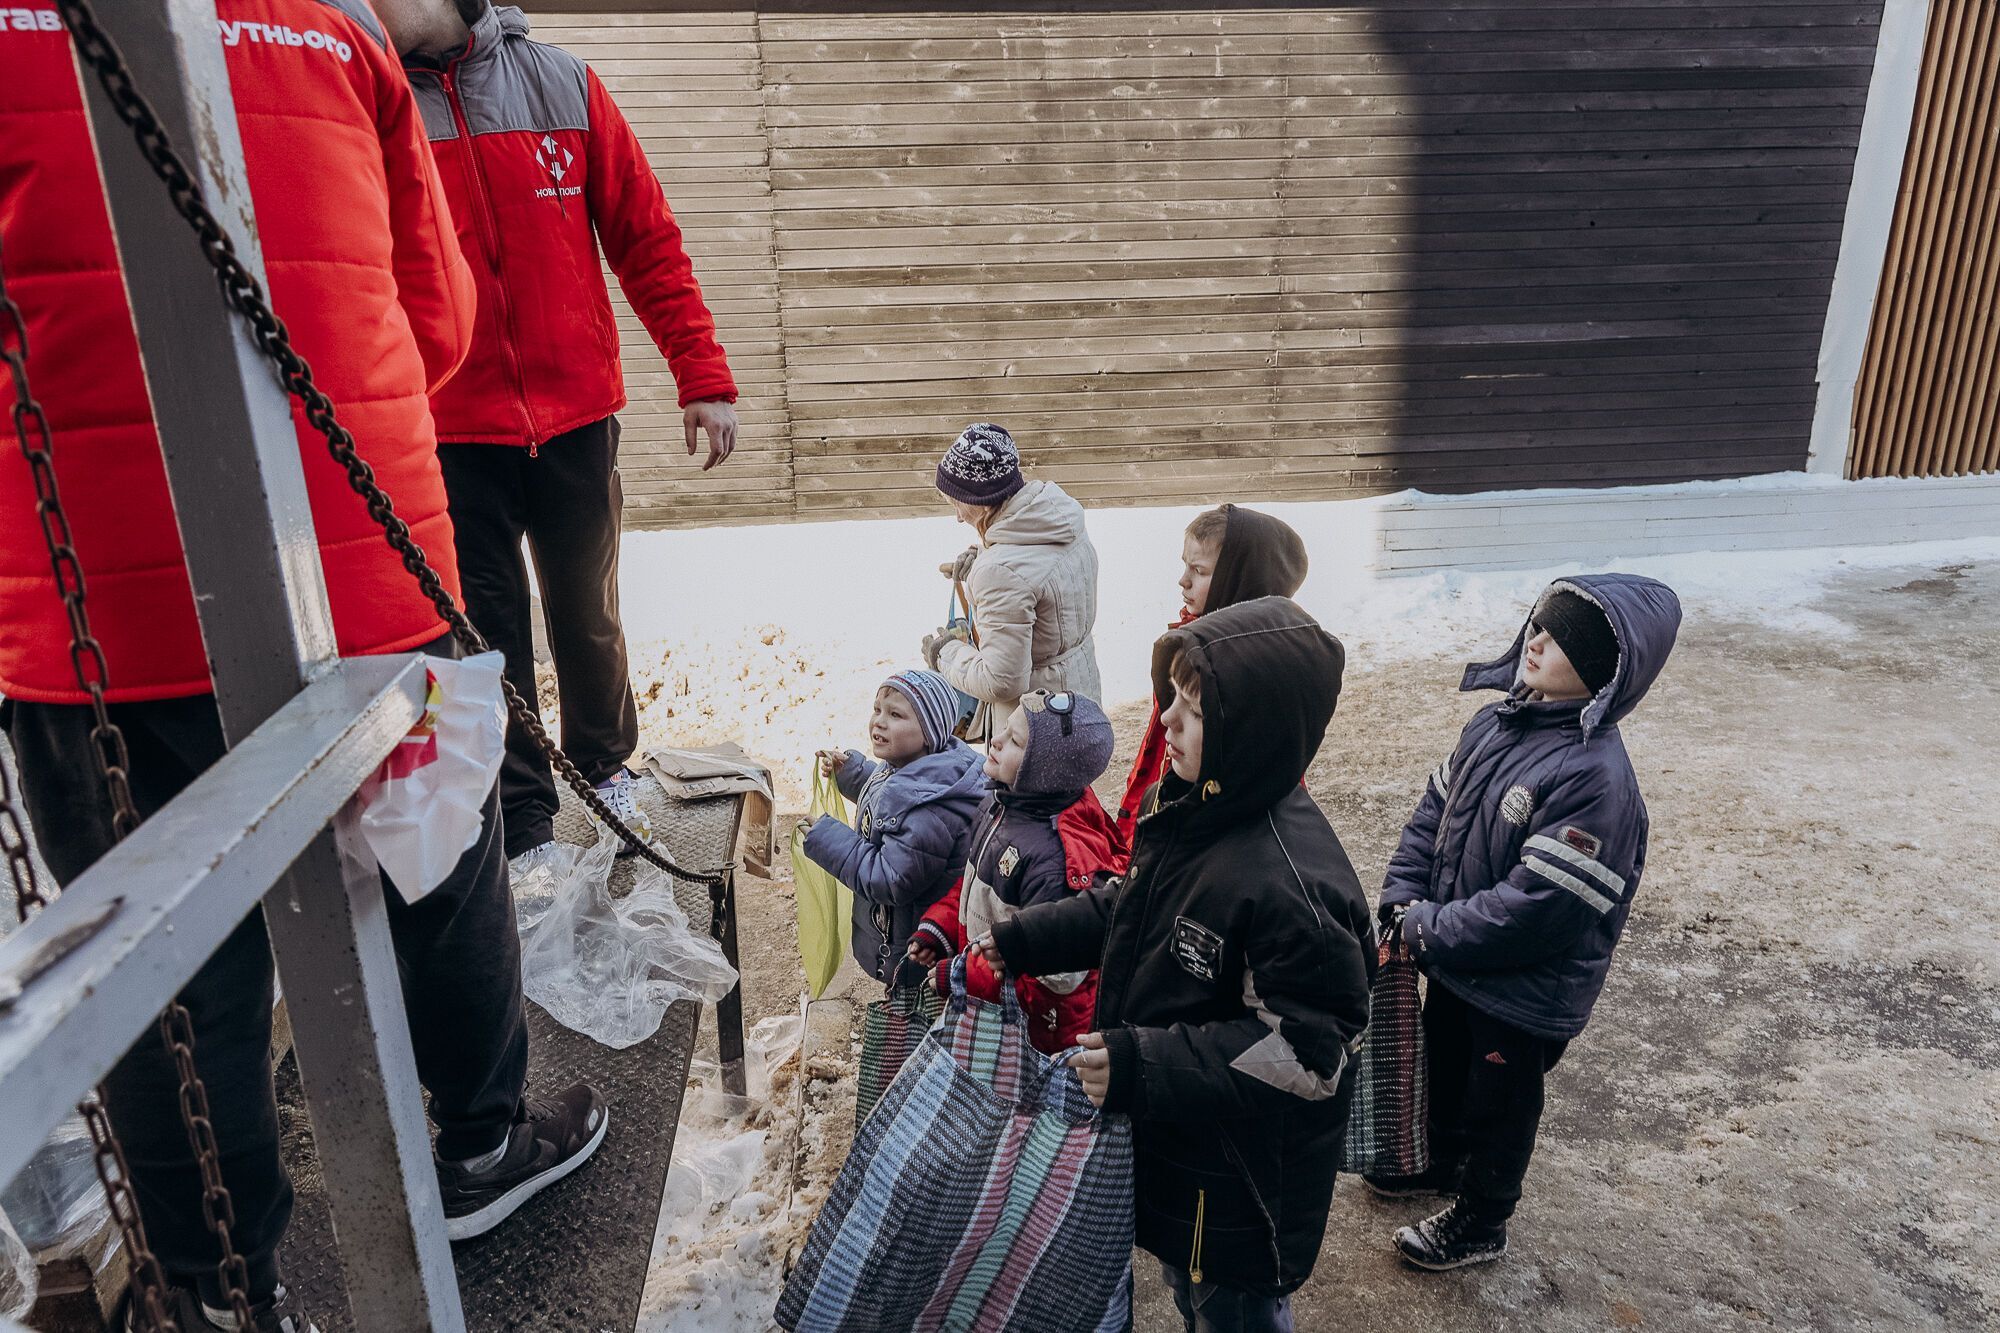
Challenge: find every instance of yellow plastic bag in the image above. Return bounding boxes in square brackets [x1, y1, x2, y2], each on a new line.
[792, 767, 854, 1000]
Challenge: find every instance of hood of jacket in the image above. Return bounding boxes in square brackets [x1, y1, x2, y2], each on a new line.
[1207, 505, 1308, 611]
[1147, 596, 1344, 837]
[462, 3, 527, 60]
[982, 479, 1085, 549]
[1461, 573, 1680, 739]
[866, 741, 988, 828]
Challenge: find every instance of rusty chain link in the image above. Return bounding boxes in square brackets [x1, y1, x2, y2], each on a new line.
[81, 1093, 181, 1333]
[2, 241, 197, 1329]
[56, 0, 732, 887]
[1, 738, 44, 925]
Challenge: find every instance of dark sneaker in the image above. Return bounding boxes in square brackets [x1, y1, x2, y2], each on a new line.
[437, 1082, 609, 1242]
[1394, 1199, 1508, 1271]
[1364, 1159, 1465, 1200]
[124, 1283, 319, 1333]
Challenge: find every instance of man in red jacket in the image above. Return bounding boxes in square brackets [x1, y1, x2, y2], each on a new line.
[390, 0, 740, 867]
[2, 5, 603, 1328]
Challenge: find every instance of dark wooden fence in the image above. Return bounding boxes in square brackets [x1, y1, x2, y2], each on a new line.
[531, 3, 1885, 527]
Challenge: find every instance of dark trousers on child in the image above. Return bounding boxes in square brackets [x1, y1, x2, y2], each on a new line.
[1424, 982, 1569, 1221]
[5, 667, 529, 1306]
[437, 415, 639, 858]
[1158, 1264, 1292, 1333]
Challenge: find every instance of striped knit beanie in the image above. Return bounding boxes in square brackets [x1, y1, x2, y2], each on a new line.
[883, 669, 960, 754]
[935, 423, 1025, 507]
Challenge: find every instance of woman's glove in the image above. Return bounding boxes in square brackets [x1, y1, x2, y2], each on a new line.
[922, 624, 970, 670]
[938, 546, 980, 582]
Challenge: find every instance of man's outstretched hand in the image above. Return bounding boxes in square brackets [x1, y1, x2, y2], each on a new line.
[684, 399, 738, 471]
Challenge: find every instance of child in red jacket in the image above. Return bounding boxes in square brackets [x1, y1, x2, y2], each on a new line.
[907, 690, 1119, 1053]
[1110, 505, 1309, 863]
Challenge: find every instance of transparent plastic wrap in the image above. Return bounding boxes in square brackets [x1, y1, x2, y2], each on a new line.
[0, 1205, 33, 1319]
[0, 1114, 110, 1268]
[517, 835, 739, 1050]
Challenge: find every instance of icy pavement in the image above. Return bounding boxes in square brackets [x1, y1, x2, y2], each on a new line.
[635, 548, 2000, 1333]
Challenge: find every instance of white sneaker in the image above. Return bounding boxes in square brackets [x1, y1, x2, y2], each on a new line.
[508, 839, 562, 881]
[593, 769, 654, 855]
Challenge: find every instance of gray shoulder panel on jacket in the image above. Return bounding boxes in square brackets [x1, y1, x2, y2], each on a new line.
[410, 77, 457, 141]
[459, 35, 589, 137]
[307, 0, 386, 50]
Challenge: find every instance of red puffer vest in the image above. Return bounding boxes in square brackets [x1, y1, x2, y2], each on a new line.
[405, 5, 736, 447]
[0, 0, 474, 704]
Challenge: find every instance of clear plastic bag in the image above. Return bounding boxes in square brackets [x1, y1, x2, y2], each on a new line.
[0, 1114, 109, 1266]
[517, 836, 739, 1050]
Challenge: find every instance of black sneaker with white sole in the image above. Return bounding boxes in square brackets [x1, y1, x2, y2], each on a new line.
[123, 1283, 319, 1333]
[1394, 1198, 1509, 1271]
[437, 1082, 609, 1242]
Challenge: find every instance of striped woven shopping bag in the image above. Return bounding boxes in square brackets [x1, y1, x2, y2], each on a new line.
[1338, 930, 1430, 1176]
[777, 954, 1134, 1333]
[856, 959, 946, 1124]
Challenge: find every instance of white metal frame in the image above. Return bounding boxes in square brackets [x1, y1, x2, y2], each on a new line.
[0, 0, 467, 1324]
[1808, 0, 1937, 477]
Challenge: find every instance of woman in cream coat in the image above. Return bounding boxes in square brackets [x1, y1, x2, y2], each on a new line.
[923, 423, 1102, 736]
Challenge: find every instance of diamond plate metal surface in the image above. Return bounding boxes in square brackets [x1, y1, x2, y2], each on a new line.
[278, 777, 743, 1331]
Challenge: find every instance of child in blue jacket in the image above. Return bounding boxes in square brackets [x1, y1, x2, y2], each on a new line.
[803, 669, 986, 983]
[1375, 574, 1681, 1270]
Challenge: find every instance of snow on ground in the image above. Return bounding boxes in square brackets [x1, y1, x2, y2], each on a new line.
[615, 476, 2000, 805]
[619, 506, 2000, 1332]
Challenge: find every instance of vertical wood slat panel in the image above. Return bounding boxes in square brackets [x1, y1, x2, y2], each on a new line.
[1852, 0, 2000, 478]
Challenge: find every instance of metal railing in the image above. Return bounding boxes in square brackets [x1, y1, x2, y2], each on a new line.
[0, 0, 471, 1323]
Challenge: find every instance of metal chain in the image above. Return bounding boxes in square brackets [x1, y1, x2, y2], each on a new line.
[1, 242, 194, 1329]
[57, 0, 731, 887]
[1, 738, 45, 925]
[81, 1093, 181, 1333]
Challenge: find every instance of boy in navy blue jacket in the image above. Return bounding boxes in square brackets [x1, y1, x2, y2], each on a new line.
[1376, 574, 1681, 1270]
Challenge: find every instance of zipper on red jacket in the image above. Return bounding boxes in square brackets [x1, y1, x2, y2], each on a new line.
[439, 51, 537, 447]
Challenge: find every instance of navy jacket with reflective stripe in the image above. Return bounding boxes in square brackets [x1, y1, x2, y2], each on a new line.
[1381, 574, 1682, 1040]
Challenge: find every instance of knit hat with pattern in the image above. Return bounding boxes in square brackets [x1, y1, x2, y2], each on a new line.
[883, 669, 961, 754]
[935, 422, 1025, 507]
[1014, 690, 1115, 797]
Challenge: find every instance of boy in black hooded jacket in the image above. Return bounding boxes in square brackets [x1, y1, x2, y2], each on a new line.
[983, 597, 1374, 1331]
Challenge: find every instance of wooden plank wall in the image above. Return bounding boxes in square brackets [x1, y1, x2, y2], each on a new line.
[545, 9, 793, 526]
[1850, 0, 2000, 480]
[532, 3, 1884, 528]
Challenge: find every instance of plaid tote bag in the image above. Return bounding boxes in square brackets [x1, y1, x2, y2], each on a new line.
[777, 955, 1134, 1333]
[856, 961, 946, 1124]
[1338, 932, 1430, 1177]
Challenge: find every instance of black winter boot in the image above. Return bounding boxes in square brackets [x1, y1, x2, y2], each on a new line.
[1393, 1198, 1508, 1270]
[1363, 1157, 1465, 1199]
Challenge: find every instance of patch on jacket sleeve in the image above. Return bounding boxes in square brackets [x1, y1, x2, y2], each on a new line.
[1560, 825, 1602, 858]
[1499, 785, 1537, 827]
[1171, 915, 1223, 983]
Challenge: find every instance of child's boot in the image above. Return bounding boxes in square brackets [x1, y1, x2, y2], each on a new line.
[1393, 1197, 1508, 1270]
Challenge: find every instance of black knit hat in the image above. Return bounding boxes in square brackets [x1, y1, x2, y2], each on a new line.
[935, 423, 1025, 507]
[1532, 587, 1620, 695]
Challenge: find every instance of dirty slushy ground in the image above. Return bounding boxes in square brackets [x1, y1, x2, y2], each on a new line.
[690, 557, 2000, 1332]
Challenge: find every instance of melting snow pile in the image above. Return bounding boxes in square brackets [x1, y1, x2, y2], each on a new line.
[614, 479, 2000, 807]
[639, 1012, 855, 1333]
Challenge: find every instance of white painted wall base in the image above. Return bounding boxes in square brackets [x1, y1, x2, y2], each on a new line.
[1373, 472, 2000, 574]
